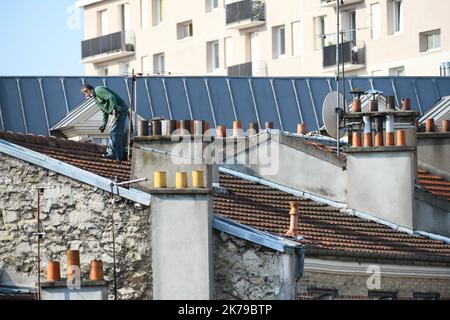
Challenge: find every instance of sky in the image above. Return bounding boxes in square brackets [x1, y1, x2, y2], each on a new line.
[0, 1, 84, 76]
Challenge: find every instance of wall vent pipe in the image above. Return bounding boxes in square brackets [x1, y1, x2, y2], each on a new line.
[386, 96, 396, 110]
[151, 119, 162, 136]
[233, 120, 242, 137]
[67, 250, 80, 278]
[192, 170, 204, 188]
[363, 116, 373, 147]
[297, 123, 307, 135]
[178, 120, 191, 135]
[89, 260, 104, 281]
[217, 125, 226, 138]
[176, 172, 188, 189]
[374, 117, 384, 146]
[385, 115, 395, 146]
[167, 120, 177, 136]
[248, 122, 259, 135]
[402, 98, 411, 110]
[154, 171, 167, 188]
[194, 120, 205, 135]
[47, 261, 61, 282]
[426, 118, 435, 133]
[285, 201, 299, 237]
[352, 99, 361, 113]
[369, 99, 378, 112]
[442, 119, 450, 133]
[352, 131, 361, 147]
[137, 119, 149, 137]
[396, 130, 406, 146]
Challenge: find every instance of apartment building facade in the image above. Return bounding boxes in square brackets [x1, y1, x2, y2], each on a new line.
[76, 0, 450, 77]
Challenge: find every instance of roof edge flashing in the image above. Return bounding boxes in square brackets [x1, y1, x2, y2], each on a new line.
[0, 139, 151, 205]
[213, 215, 303, 253]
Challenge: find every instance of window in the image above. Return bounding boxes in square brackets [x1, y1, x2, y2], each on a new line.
[142, 56, 151, 75]
[272, 25, 286, 59]
[292, 21, 302, 56]
[177, 20, 193, 40]
[153, 53, 165, 74]
[370, 3, 380, 39]
[98, 10, 109, 36]
[152, 0, 164, 26]
[413, 292, 440, 300]
[224, 37, 233, 68]
[120, 62, 131, 75]
[206, 0, 218, 12]
[120, 3, 131, 32]
[389, 66, 405, 76]
[420, 29, 441, 52]
[371, 69, 383, 76]
[342, 11, 356, 42]
[392, 0, 403, 33]
[207, 40, 220, 72]
[97, 66, 108, 76]
[314, 16, 328, 50]
[141, 0, 150, 30]
[307, 288, 337, 300]
[369, 291, 397, 300]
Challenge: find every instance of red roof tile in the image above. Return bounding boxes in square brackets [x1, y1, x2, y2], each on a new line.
[2, 131, 449, 262]
[214, 173, 450, 262]
[0, 131, 131, 182]
[418, 169, 450, 201]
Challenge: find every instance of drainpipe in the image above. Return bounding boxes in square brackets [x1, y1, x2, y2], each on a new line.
[295, 246, 305, 280]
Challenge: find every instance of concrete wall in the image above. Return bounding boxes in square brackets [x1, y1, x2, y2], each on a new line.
[414, 189, 450, 237]
[224, 134, 347, 203]
[0, 153, 152, 300]
[151, 192, 213, 299]
[417, 133, 450, 174]
[213, 231, 298, 300]
[131, 136, 213, 191]
[347, 149, 415, 228]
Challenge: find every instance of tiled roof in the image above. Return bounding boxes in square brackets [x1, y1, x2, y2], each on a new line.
[0, 131, 131, 182]
[417, 169, 450, 201]
[214, 173, 450, 262]
[1, 130, 449, 262]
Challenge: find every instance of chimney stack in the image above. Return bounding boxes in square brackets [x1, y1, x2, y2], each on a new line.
[285, 201, 299, 237]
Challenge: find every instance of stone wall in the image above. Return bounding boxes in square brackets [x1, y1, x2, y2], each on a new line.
[213, 231, 284, 300]
[0, 153, 152, 300]
[297, 271, 450, 299]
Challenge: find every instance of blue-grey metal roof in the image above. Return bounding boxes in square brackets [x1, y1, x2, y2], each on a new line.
[1, 76, 450, 136]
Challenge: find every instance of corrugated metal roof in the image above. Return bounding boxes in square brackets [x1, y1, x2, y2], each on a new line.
[1, 76, 450, 136]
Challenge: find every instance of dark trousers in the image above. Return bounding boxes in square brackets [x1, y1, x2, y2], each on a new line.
[106, 104, 128, 161]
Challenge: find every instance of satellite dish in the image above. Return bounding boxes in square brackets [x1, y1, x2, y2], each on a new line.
[322, 91, 347, 139]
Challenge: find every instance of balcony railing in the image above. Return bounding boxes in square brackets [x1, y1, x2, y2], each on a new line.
[226, 0, 265, 29]
[228, 62, 253, 76]
[81, 31, 135, 60]
[323, 40, 365, 68]
[320, 0, 363, 7]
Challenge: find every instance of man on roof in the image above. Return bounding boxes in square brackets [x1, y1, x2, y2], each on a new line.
[81, 84, 128, 161]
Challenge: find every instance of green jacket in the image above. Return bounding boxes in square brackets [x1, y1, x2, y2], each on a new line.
[93, 86, 125, 127]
